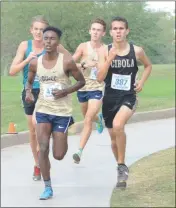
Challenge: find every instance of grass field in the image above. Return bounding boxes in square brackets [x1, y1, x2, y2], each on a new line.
[110, 147, 175, 207]
[1, 64, 175, 134]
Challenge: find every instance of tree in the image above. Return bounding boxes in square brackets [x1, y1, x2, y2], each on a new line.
[1, 1, 174, 75]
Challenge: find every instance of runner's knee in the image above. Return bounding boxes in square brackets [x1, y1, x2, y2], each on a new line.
[113, 122, 124, 132]
[39, 142, 49, 157]
[84, 115, 94, 125]
[53, 150, 67, 160]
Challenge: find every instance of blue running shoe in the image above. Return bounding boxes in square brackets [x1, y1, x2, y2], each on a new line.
[39, 187, 53, 200]
[96, 113, 104, 134]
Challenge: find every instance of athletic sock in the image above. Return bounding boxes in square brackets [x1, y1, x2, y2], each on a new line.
[118, 163, 125, 166]
[44, 179, 51, 188]
[78, 148, 83, 155]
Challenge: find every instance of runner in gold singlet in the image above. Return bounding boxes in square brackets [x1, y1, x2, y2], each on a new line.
[72, 18, 108, 164]
[25, 26, 85, 200]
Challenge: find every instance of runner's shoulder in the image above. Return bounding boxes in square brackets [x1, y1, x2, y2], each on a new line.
[133, 44, 144, 55]
[20, 40, 28, 45]
[63, 52, 73, 65]
[81, 42, 88, 49]
[19, 40, 28, 50]
[101, 44, 109, 57]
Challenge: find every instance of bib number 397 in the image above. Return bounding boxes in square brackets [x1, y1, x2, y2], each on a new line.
[111, 74, 131, 91]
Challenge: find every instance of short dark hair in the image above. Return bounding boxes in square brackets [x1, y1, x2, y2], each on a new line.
[111, 16, 128, 29]
[91, 18, 106, 31]
[43, 26, 62, 39]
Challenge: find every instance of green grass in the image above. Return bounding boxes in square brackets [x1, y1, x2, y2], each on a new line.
[137, 64, 175, 111]
[1, 64, 175, 134]
[110, 147, 175, 207]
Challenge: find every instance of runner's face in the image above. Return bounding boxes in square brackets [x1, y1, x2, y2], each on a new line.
[89, 23, 105, 41]
[30, 21, 47, 41]
[110, 21, 129, 43]
[43, 31, 59, 52]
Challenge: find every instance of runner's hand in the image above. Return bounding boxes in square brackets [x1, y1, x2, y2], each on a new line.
[26, 52, 37, 63]
[52, 88, 67, 99]
[25, 90, 35, 103]
[134, 80, 143, 92]
[108, 47, 117, 62]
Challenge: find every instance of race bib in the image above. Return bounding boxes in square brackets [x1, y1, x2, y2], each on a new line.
[43, 83, 62, 100]
[111, 74, 131, 91]
[89, 67, 97, 80]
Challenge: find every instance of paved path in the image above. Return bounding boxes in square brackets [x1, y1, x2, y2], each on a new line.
[1, 118, 175, 207]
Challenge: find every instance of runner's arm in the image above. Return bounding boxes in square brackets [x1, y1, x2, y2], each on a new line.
[9, 41, 29, 75]
[97, 46, 111, 82]
[72, 43, 85, 69]
[25, 58, 38, 91]
[136, 47, 152, 85]
[64, 56, 85, 94]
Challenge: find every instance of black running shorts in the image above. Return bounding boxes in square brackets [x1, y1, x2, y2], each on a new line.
[102, 94, 137, 128]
